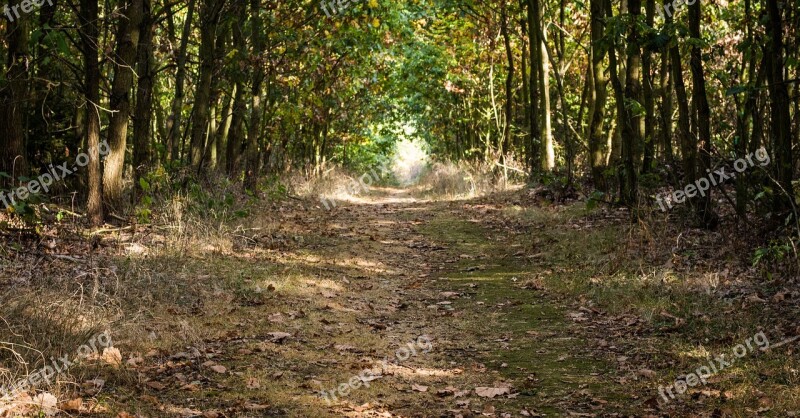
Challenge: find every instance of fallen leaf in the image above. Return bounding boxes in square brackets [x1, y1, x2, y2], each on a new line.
[210, 364, 227, 374]
[146, 381, 167, 391]
[267, 332, 292, 343]
[475, 386, 511, 398]
[60, 398, 83, 412]
[411, 384, 428, 392]
[31, 393, 58, 416]
[101, 347, 123, 366]
[246, 377, 261, 389]
[244, 402, 269, 410]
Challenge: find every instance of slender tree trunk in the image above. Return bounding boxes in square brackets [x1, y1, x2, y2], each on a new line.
[659, 49, 673, 163]
[217, 86, 235, 170]
[688, 0, 716, 226]
[667, 0, 693, 189]
[167, 0, 196, 163]
[527, 0, 541, 173]
[765, 0, 793, 208]
[243, 0, 265, 191]
[589, 0, 608, 190]
[0, 0, 29, 186]
[500, 1, 514, 169]
[79, 0, 102, 224]
[133, 0, 154, 196]
[540, 25, 555, 171]
[190, 0, 224, 169]
[226, 1, 247, 176]
[103, 0, 144, 210]
[621, 0, 642, 205]
[641, 0, 655, 173]
[520, 5, 530, 149]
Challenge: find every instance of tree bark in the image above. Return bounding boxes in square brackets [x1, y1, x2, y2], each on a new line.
[688, 0, 717, 226]
[189, 0, 225, 169]
[540, 24, 555, 171]
[103, 0, 144, 210]
[588, 0, 608, 190]
[500, 1, 514, 168]
[667, 0, 693, 191]
[641, 0, 655, 173]
[621, 0, 642, 205]
[79, 0, 102, 225]
[243, 0, 265, 191]
[765, 0, 793, 208]
[0, 0, 30, 186]
[527, 0, 541, 173]
[658, 48, 673, 163]
[134, 0, 154, 195]
[167, 0, 196, 163]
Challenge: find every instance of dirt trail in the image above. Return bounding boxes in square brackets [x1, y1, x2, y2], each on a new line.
[114, 188, 640, 417]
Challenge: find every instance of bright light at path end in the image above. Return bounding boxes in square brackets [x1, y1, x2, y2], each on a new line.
[392, 138, 429, 186]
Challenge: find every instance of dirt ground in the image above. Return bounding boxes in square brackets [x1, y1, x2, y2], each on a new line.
[2, 186, 799, 417]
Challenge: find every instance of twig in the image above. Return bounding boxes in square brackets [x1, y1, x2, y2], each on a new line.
[49, 254, 82, 262]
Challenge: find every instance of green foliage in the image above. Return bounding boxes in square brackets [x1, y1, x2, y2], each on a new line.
[753, 240, 793, 267]
[586, 191, 606, 211]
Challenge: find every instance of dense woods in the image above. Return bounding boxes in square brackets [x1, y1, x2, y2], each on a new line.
[0, 0, 797, 228]
[3, 0, 800, 415]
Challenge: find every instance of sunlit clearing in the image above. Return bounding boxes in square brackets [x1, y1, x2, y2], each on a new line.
[391, 136, 429, 186]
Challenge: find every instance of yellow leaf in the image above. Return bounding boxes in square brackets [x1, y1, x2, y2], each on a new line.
[368, 0, 378, 7]
[371, 18, 380, 27]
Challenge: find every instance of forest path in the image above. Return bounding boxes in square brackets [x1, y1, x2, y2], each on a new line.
[119, 188, 641, 417]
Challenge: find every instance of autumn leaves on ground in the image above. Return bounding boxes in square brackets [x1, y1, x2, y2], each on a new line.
[1, 181, 800, 417]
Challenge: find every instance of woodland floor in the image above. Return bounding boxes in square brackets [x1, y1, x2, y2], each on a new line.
[3, 185, 800, 417]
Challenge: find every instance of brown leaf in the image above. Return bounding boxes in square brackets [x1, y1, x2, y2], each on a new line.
[475, 386, 511, 398]
[246, 377, 261, 389]
[146, 381, 167, 391]
[411, 384, 428, 392]
[244, 402, 269, 410]
[60, 398, 83, 412]
[101, 347, 123, 367]
[267, 332, 292, 342]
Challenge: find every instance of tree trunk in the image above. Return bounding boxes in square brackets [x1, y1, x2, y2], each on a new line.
[540, 24, 555, 171]
[133, 0, 154, 195]
[79, 0, 102, 225]
[641, 0, 655, 173]
[0, 0, 29, 186]
[588, 0, 608, 190]
[500, 1, 514, 168]
[527, 0, 541, 173]
[765, 0, 793, 208]
[621, 0, 642, 205]
[667, 0, 693, 190]
[243, 0, 265, 191]
[226, 1, 247, 176]
[167, 0, 196, 163]
[688, 0, 717, 226]
[659, 48, 673, 163]
[190, 0, 224, 169]
[103, 0, 143, 210]
[217, 86, 235, 170]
